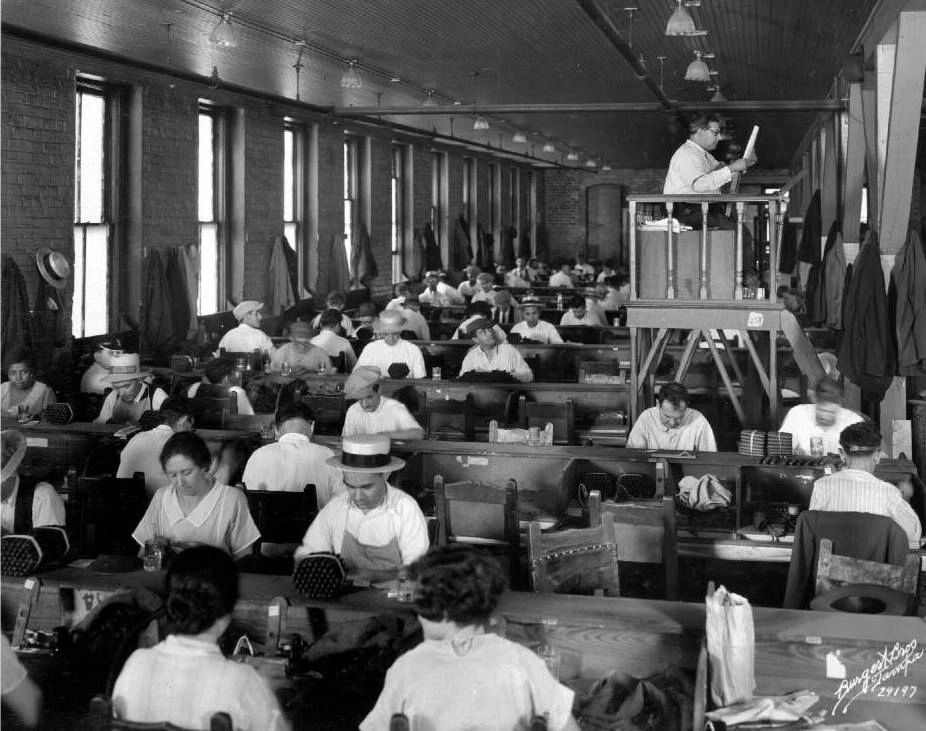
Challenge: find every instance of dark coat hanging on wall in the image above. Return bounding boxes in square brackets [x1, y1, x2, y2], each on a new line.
[31, 278, 63, 372]
[350, 222, 378, 287]
[449, 217, 468, 271]
[893, 229, 926, 376]
[499, 227, 517, 267]
[165, 247, 191, 346]
[141, 249, 175, 357]
[797, 189, 821, 265]
[837, 231, 897, 399]
[806, 220, 841, 326]
[778, 216, 799, 274]
[325, 234, 350, 296]
[1, 257, 34, 362]
[424, 222, 444, 272]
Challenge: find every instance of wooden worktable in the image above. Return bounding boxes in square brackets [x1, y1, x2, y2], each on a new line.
[3, 568, 924, 728]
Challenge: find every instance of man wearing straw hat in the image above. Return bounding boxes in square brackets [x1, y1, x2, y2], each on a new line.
[1, 430, 65, 536]
[354, 309, 426, 379]
[294, 434, 428, 581]
[93, 353, 168, 425]
[80, 341, 125, 395]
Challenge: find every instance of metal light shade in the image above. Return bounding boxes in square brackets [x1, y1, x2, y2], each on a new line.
[711, 87, 727, 102]
[209, 13, 237, 48]
[685, 57, 711, 82]
[584, 159, 597, 168]
[566, 151, 579, 161]
[601, 163, 612, 171]
[473, 116, 489, 130]
[341, 61, 363, 89]
[542, 142, 555, 153]
[513, 131, 527, 143]
[666, 2, 696, 35]
[422, 91, 438, 107]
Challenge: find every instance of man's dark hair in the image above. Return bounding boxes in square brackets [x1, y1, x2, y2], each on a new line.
[839, 422, 881, 455]
[568, 294, 585, 309]
[319, 308, 343, 329]
[326, 290, 346, 307]
[657, 381, 690, 408]
[465, 300, 492, 318]
[814, 376, 844, 405]
[159, 395, 193, 427]
[204, 356, 236, 384]
[687, 111, 722, 135]
[274, 401, 315, 427]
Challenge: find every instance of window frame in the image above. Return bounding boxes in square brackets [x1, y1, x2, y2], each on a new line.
[197, 102, 227, 316]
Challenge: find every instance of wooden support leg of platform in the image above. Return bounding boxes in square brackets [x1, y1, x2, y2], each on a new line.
[674, 330, 701, 384]
[702, 329, 746, 424]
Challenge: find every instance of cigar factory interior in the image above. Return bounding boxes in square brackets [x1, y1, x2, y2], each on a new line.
[1, 0, 925, 729]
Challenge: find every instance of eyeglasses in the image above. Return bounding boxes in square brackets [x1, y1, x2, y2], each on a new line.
[704, 128, 721, 137]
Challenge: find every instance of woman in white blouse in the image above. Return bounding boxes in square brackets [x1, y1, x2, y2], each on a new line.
[132, 432, 259, 558]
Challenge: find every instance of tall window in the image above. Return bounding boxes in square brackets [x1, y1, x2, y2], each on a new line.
[431, 151, 446, 250]
[198, 106, 222, 315]
[391, 145, 406, 282]
[283, 123, 299, 249]
[73, 84, 111, 337]
[344, 137, 360, 275]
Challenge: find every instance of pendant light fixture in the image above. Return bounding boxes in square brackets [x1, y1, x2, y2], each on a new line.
[566, 151, 579, 161]
[665, 0, 708, 37]
[473, 116, 489, 131]
[422, 90, 439, 107]
[542, 141, 556, 153]
[684, 51, 713, 82]
[341, 59, 363, 89]
[209, 11, 238, 48]
[513, 131, 527, 143]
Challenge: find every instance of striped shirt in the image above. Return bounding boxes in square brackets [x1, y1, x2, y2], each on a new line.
[810, 468, 922, 548]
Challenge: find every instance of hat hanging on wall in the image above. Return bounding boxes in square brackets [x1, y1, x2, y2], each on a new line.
[35, 248, 71, 289]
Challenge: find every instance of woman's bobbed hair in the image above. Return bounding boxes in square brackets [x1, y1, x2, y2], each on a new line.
[159, 431, 212, 471]
[165, 545, 238, 636]
[408, 545, 506, 625]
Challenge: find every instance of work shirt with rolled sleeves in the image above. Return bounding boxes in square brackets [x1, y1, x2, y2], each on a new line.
[459, 343, 534, 383]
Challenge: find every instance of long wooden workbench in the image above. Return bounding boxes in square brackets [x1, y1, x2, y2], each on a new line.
[3, 568, 924, 728]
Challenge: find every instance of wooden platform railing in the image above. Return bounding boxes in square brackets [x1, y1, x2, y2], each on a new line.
[628, 193, 787, 303]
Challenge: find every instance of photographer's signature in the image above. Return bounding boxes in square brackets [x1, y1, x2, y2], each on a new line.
[832, 639, 923, 714]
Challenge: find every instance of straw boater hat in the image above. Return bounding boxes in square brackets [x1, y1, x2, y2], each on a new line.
[520, 296, 542, 310]
[326, 434, 405, 474]
[378, 310, 405, 332]
[343, 366, 383, 399]
[100, 353, 150, 384]
[232, 300, 263, 320]
[1, 430, 27, 483]
[35, 248, 71, 290]
[93, 341, 125, 369]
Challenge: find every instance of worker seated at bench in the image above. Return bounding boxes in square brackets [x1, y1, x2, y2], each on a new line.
[626, 382, 716, 452]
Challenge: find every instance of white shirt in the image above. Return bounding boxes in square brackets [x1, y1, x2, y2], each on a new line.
[626, 406, 717, 452]
[132, 483, 260, 557]
[295, 484, 429, 563]
[187, 382, 254, 416]
[242, 433, 344, 507]
[548, 271, 574, 288]
[113, 635, 289, 731]
[505, 269, 533, 288]
[94, 385, 168, 424]
[663, 139, 733, 195]
[80, 362, 111, 394]
[779, 404, 865, 456]
[810, 468, 922, 548]
[355, 339, 426, 380]
[510, 319, 563, 344]
[311, 330, 358, 370]
[1, 477, 66, 534]
[437, 281, 465, 305]
[269, 342, 331, 373]
[217, 323, 274, 354]
[361, 633, 575, 731]
[117, 424, 174, 496]
[400, 308, 431, 340]
[342, 396, 422, 438]
[457, 281, 477, 297]
[470, 289, 497, 305]
[459, 343, 534, 382]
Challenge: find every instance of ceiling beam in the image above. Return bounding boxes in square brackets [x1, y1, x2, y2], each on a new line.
[851, 0, 926, 63]
[574, 0, 674, 112]
[332, 100, 845, 117]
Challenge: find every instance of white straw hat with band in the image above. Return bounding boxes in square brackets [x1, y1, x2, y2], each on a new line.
[326, 434, 405, 474]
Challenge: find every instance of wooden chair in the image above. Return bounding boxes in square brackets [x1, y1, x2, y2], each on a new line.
[590, 493, 679, 600]
[225, 412, 275, 434]
[189, 396, 235, 429]
[71, 475, 147, 557]
[244, 484, 318, 552]
[90, 694, 233, 731]
[328, 351, 347, 374]
[528, 510, 619, 597]
[815, 537, 919, 600]
[301, 393, 346, 435]
[518, 396, 576, 445]
[433, 475, 520, 585]
[425, 393, 475, 441]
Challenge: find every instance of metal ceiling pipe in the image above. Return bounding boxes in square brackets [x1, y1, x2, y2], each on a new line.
[332, 100, 845, 116]
[574, 0, 674, 111]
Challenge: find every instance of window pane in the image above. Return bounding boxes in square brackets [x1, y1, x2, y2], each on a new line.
[71, 228, 85, 338]
[284, 222, 297, 251]
[84, 224, 109, 336]
[283, 128, 294, 221]
[77, 92, 105, 223]
[198, 114, 214, 222]
[199, 223, 219, 315]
